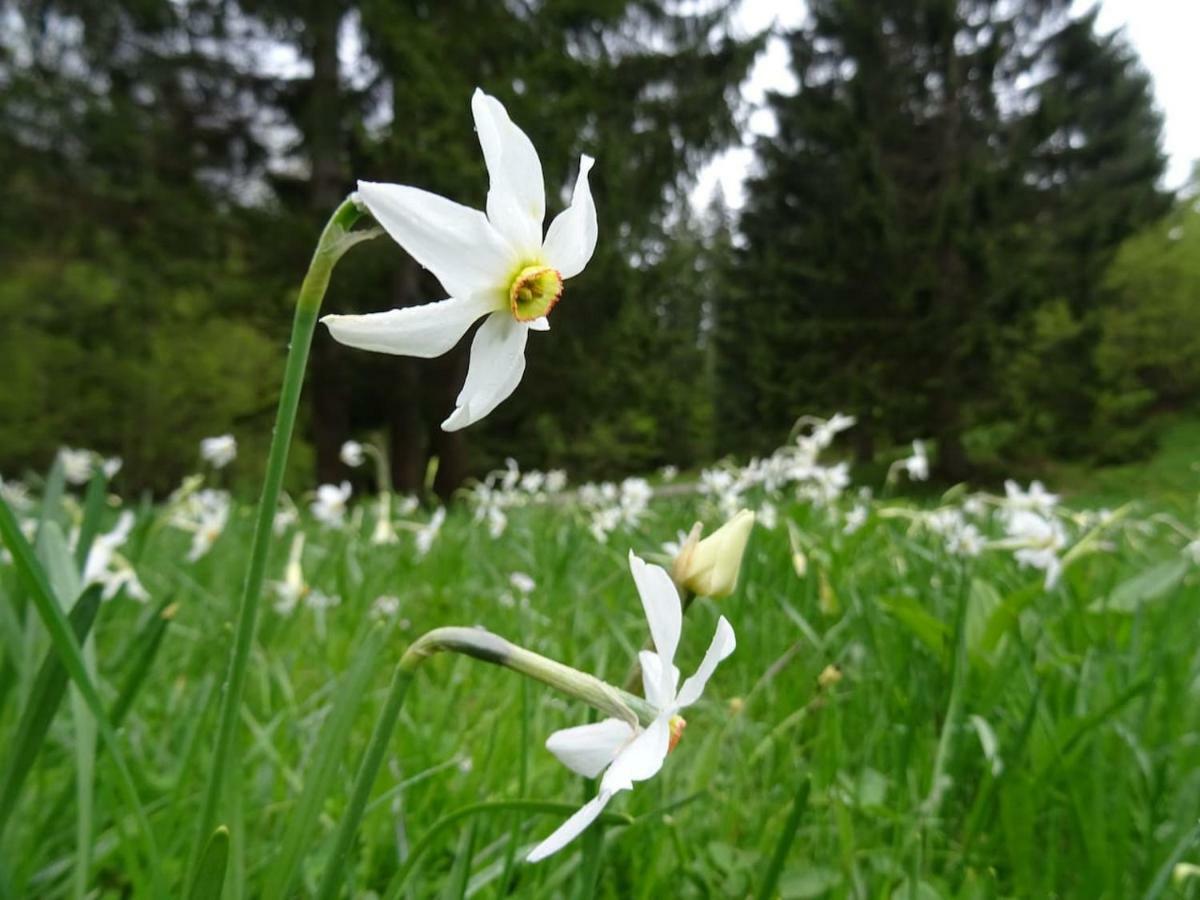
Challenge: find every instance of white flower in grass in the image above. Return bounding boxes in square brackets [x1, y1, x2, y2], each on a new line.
[340, 440, 366, 468]
[185, 491, 231, 562]
[902, 440, 929, 482]
[200, 434, 237, 469]
[544, 470, 568, 493]
[1185, 539, 1200, 565]
[509, 571, 536, 595]
[322, 88, 598, 431]
[83, 512, 148, 602]
[844, 504, 868, 534]
[371, 595, 401, 620]
[0, 477, 32, 511]
[273, 502, 299, 536]
[527, 551, 736, 862]
[1006, 509, 1066, 588]
[312, 481, 352, 528]
[59, 447, 95, 485]
[101, 456, 123, 479]
[1003, 479, 1058, 517]
[415, 507, 446, 557]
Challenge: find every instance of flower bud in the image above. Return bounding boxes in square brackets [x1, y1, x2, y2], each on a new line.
[671, 509, 755, 599]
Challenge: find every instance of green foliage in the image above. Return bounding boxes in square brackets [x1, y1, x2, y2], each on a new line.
[718, 1, 1171, 475]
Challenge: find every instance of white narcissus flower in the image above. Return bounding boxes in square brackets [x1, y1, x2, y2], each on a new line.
[82, 511, 149, 602]
[185, 490, 232, 562]
[340, 440, 366, 468]
[200, 434, 237, 469]
[903, 440, 929, 482]
[415, 507, 446, 558]
[312, 482, 352, 528]
[527, 552, 736, 862]
[322, 88, 598, 432]
[59, 447, 95, 485]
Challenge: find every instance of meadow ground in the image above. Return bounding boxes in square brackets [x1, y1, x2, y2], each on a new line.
[1, 419, 1199, 899]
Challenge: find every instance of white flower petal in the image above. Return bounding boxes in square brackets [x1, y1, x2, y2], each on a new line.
[627, 552, 681, 701]
[527, 316, 550, 332]
[638, 650, 679, 710]
[545, 718, 635, 778]
[675, 616, 737, 709]
[357, 181, 517, 300]
[526, 791, 613, 863]
[541, 155, 597, 280]
[472, 89, 545, 259]
[600, 713, 671, 794]
[441, 313, 529, 432]
[322, 295, 497, 358]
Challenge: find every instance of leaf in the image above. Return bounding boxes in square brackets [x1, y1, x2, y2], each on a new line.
[0, 587, 101, 837]
[780, 867, 842, 898]
[188, 826, 230, 900]
[1090, 558, 1189, 614]
[0, 496, 163, 886]
[964, 578, 1003, 666]
[261, 625, 386, 900]
[878, 595, 949, 665]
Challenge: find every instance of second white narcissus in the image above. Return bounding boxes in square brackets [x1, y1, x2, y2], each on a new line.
[322, 88, 598, 432]
[527, 551, 736, 862]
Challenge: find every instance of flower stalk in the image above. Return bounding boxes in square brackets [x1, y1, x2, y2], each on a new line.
[315, 625, 654, 898]
[188, 195, 377, 882]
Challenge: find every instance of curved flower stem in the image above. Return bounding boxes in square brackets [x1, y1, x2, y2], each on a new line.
[315, 627, 654, 900]
[188, 196, 376, 882]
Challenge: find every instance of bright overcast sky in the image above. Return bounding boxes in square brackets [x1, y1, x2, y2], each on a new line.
[694, 0, 1200, 209]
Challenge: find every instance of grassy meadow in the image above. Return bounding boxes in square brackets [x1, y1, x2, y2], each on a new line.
[1, 422, 1199, 899]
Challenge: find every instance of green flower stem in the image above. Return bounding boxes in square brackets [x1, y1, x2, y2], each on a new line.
[316, 626, 654, 899]
[188, 196, 376, 882]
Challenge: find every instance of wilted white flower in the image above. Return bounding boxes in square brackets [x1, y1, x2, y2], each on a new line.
[200, 434, 237, 469]
[311, 482, 352, 528]
[528, 552, 736, 861]
[415, 507, 446, 557]
[340, 440, 366, 468]
[322, 88, 598, 432]
[59, 447, 95, 485]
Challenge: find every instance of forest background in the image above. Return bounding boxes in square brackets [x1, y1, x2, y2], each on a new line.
[1, 0, 1196, 497]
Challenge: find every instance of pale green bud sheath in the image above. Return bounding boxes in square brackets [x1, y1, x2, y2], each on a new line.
[187, 195, 380, 887]
[315, 626, 653, 899]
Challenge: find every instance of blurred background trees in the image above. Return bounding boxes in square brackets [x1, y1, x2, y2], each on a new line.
[0, 0, 1190, 494]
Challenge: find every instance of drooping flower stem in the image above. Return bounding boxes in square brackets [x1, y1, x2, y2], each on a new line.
[315, 626, 653, 899]
[188, 196, 377, 881]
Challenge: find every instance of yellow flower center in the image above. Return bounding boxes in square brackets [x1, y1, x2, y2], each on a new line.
[508, 265, 563, 322]
[668, 714, 687, 753]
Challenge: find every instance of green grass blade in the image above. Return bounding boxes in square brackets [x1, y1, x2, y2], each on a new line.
[755, 775, 811, 900]
[0, 495, 163, 888]
[382, 800, 636, 900]
[189, 826, 231, 900]
[261, 625, 386, 900]
[73, 470, 109, 570]
[0, 586, 101, 836]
